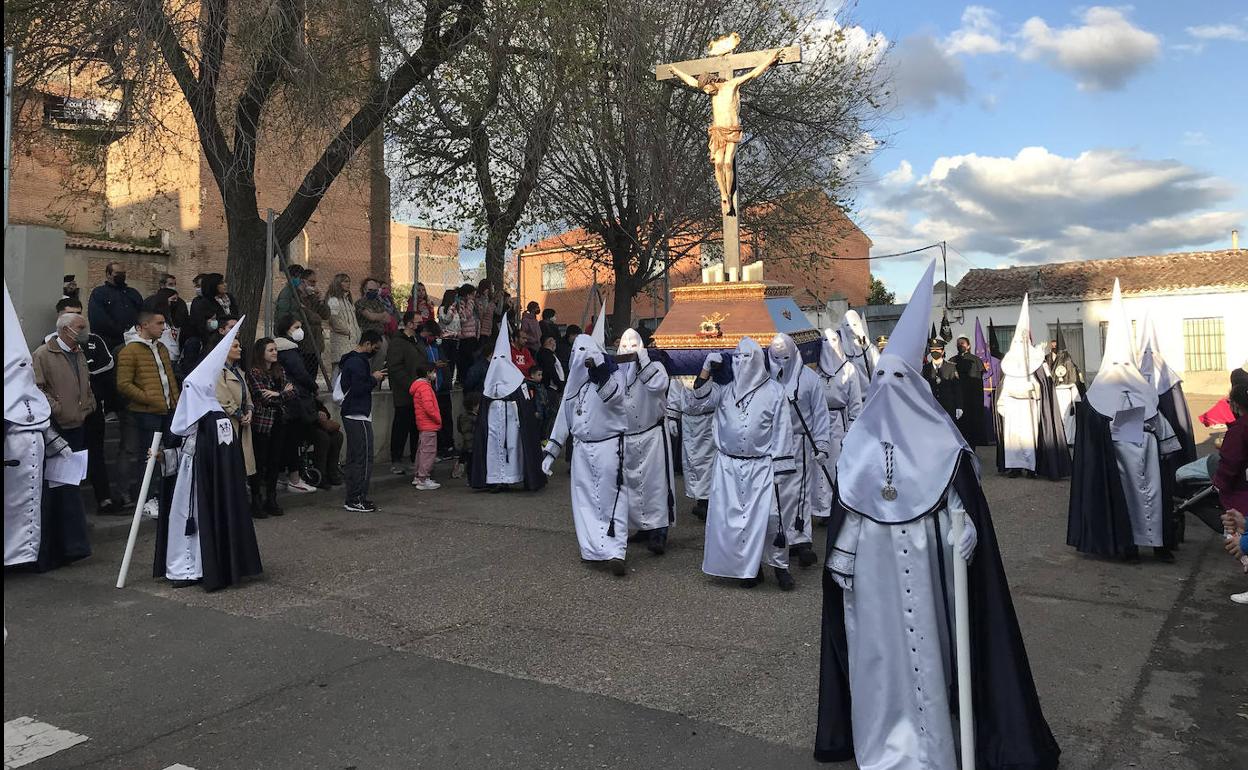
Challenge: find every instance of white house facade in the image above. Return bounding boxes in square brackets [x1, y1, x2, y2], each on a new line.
[942, 250, 1246, 395]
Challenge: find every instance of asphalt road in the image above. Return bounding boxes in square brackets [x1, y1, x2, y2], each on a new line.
[4, 443, 1245, 769]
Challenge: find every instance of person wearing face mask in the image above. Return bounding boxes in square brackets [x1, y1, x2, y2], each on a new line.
[188, 273, 239, 349]
[768, 333, 833, 579]
[835, 309, 879, 399]
[815, 261, 1059, 769]
[32, 313, 98, 450]
[354, 277, 391, 373]
[277, 265, 331, 371]
[686, 337, 795, 588]
[811, 329, 863, 527]
[921, 338, 960, 421]
[274, 315, 320, 494]
[471, 314, 546, 492]
[88, 261, 144, 353]
[996, 296, 1071, 481]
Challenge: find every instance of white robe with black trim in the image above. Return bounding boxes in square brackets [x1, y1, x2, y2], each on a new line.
[621, 360, 675, 532]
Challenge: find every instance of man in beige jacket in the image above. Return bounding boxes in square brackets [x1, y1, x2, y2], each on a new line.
[32, 313, 97, 444]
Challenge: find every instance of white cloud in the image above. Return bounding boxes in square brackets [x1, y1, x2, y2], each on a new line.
[882, 160, 914, 187]
[802, 18, 888, 68]
[891, 35, 970, 111]
[868, 146, 1242, 263]
[945, 5, 1011, 56]
[1019, 7, 1160, 91]
[1187, 23, 1248, 42]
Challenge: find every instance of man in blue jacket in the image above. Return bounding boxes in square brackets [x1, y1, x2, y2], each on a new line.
[87, 261, 144, 352]
[339, 330, 387, 512]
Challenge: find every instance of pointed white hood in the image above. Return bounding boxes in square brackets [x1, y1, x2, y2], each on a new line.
[730, 336, 771, 402]
[590, 303, 607, 348]
[616, 328, 645, 381]
[1087, 279, 1157, 419]
[1000, 294, 1045, 378]
[838, 309, 871, 359]
[484, 312, 524, 399]
[171, 315, 245, 436]
[838, 261, 970, 523]
[768, 333, 802, 397]
[819, 328, 848, 376]
[4, 281, 51, 425]
[1136, 311, 1181, 394]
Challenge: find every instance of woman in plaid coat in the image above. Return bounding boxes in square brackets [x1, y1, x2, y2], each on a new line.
[249, 337, 298, 516]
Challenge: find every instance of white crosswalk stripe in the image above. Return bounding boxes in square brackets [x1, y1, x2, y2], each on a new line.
[3, 717, 89, 769]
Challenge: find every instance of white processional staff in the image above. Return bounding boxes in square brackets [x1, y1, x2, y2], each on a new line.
[952, 506, 975, 770]
[116, 432, 163, 589]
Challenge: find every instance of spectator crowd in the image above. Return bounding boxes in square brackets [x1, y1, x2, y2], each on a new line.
[34, 262, 571, 524]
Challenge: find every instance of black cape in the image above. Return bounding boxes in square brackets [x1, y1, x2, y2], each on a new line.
[815, 454, 1060, 769]
[1158, 383, 1197, 465]
[153, 411, 263, 590]
[469, 389, 547, 491]
[995, 371, 1071, 480]
[952, 352, 988, 446]
[36, 477, 91, 572]
[1065, 403, 1179, 557]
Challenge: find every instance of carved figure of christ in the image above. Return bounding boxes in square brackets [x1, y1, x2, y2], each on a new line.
[664, 48, 783, 217]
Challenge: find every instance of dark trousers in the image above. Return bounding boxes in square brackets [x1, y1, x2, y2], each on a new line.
[390, 403, 417, 463]
[313, 425, 345, 483]
[125, 410, 169, 499]
[442, 339, 459, 385]
[284, 419, 310, 474]
[436, 391, 455, 454]
[457, 337, 479, 382]
[79, 411, 114, 504]
[252, 422, 286, 506]
[343, 417, 374, 504]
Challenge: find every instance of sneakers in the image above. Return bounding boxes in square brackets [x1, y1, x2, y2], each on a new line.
[412, 478, 441, 490]
[1231, 591, 1248, 605]
[142, 498, 160, 519]
[287, 480, 317, 494]
[344, 500, 377, 512]
[390, 464, 407, 475]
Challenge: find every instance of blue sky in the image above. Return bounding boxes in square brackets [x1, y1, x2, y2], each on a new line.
[843, 0, 1247, 299]
[416, 2, 1247, 299]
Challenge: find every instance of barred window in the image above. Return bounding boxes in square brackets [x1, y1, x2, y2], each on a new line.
[990, 325, 1014, 358]
[1098, 319, 1138, 358]
[541, 263, 566, 291]
[1182, 317, 1225, 372]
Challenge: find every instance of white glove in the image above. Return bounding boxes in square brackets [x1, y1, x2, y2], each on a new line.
[946, 513, 977, 562]
[586, 352, 604, 369]
[704, 352, 723, 367]
[541, 454, 555, 477]
[955, 408, 964, 419]
[635, 346, 651, 367]
[666, 418, 679, 438]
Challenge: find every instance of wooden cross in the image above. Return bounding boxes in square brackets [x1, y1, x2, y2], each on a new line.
[656, 44, 802, 281]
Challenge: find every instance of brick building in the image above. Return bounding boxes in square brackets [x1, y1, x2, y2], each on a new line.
[515, 194, 872, 330]
[389, 223, 462, 303]
[9, 56, 390, 300]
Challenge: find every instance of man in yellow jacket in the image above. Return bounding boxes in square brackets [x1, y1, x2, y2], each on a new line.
[116, 309, 180, 506]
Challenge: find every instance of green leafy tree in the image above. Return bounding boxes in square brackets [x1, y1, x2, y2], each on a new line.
[866, 273, 894, 305]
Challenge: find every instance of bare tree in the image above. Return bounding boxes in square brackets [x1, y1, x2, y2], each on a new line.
[389, 0, 591, 291]
[6, 0, 483, 342]
[535, 0, 888, 331]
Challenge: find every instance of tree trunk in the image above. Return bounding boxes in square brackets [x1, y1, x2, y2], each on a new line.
[224, 212, 270, 347]
[484, 226, 508, 295]
[610, 278, 635, 343]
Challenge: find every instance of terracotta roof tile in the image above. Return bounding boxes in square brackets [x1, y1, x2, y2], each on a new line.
[953, 250, 1248, 306]
[65, 234, 169, 256]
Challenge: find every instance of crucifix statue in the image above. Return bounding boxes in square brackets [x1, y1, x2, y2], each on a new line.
[657, 35, 802, 279]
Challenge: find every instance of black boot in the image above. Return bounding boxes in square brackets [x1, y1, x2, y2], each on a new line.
[608, 558, 628, 577]
[1006, 469, 1022, 479]
[263, 475, 284, 516]
[1123, 546, 1141, 564]
[775, 567, 796, 591]
[249, 477, 268, 519]
[692, 499, 708, 521]
[1153, 547, 1175, 563]
[742, 569, 764, 589]
[647, 527, 668, 556]
[792, 543, 817, 568]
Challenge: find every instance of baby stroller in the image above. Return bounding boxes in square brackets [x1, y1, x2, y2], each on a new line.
[1174, 453, 1224, 534]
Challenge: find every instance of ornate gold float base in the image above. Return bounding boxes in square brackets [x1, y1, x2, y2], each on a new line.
[653, 281, 819, 351]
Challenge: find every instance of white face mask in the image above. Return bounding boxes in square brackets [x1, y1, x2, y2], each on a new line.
[290, 328, 305, 343]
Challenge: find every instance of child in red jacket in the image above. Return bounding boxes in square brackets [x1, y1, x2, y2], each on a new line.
[409, 364, 443, 490]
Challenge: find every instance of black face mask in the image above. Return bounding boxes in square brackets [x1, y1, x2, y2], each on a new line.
[112, 273, 128, 287]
